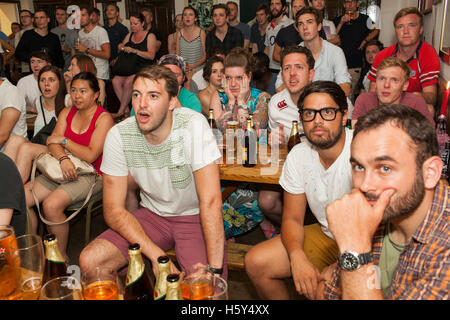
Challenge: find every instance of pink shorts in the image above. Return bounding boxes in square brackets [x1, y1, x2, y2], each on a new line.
[97, 207, 228, 279]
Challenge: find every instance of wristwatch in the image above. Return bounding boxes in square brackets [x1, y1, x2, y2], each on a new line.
[85, 48, 89, 54]
[61, 138, 69, 146]
[338, 250, 373, 271]
[207, 264, 223, 275]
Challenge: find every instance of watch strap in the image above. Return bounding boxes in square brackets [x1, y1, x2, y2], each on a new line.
[207, 264, 223, 275]
[358, 252, 373, 265]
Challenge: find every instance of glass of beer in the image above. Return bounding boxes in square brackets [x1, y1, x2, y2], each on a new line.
[40, 276, 83, 300]
[180, 263, 214, 300]
[346, 11, 354, 24]
[81, 267, 120, 300]
[204, 275, 228, 300]
[0, 225, 21, 300]
[226, 121, 239, 163]
[9, 234, 44, 300]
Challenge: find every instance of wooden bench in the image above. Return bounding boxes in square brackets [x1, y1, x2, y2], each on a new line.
[166, 242, 253, 271]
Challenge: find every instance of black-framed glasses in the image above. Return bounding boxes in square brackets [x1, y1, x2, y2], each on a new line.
[300, 107, 341, 122]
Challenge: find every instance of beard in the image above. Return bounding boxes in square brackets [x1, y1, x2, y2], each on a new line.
[271, 8, 284, 19]
[304, 123, 344, 150]
[364, 168, 425, 223]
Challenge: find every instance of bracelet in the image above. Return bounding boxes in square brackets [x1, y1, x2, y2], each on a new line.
[58, 155, 70, 164]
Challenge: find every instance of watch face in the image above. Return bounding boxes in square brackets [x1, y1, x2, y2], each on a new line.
[340, 252, 359, 270]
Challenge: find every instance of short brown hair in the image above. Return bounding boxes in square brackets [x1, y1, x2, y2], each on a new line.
[280, 46, 315, 71]
[377, 57, 410, 82]
[212, 4, 229, 16]
[133, 65, 179, 99]
[354, 104, 439, 169]
[296, 7, 323, 27]
[394, 7, 423, 27]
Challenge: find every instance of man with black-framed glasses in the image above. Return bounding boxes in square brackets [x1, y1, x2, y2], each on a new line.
[245, 81, 353, 300]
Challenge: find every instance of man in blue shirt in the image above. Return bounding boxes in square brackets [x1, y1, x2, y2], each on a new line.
[104, 3, 129, 64]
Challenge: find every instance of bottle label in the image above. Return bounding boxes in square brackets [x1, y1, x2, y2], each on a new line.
[126, 271, 142, 287]
[154, 291, 166, 300]
[243, 147, 248, 161]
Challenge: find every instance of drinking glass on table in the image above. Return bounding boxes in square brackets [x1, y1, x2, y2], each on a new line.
[180, 263, 214, 300]
[0, 225, 21, 300]
[204, 275, 228, 300]
[40, 276, 83, 300]
[81, 267, 120, 300]
[9, 234, 44, 300]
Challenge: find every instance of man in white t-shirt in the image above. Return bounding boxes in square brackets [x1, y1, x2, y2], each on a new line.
[75, 7, 110, 80]
[245, 81, 353, 300]
[264, 0, 293, 94]
[0, 56, 27, 151]
[258, 46, 315, 228]
[79, 65, 226, 279]
[16, 51, 52, 113]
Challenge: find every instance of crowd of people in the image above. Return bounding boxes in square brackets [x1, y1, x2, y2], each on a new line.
[0, 0, 448, 300]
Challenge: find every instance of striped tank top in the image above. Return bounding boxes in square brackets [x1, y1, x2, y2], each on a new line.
[179, 29, 203, 70]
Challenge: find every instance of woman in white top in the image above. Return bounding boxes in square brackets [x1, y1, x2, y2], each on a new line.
[3, 65, 66, 183]
[64, 54, 106, 108]
[168, 14, 183, 54]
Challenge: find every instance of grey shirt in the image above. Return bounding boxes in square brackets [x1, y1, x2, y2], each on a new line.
[51, 26, 78, 71]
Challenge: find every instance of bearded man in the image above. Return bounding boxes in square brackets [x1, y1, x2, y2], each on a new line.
[321, 104, 449, 300]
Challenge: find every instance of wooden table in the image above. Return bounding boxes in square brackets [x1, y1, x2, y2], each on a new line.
[218, 144, 288, 199]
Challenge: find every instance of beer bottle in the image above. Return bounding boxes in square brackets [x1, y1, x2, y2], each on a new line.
[243, 118, 257, 167]
[287, 120, 301, 152]
[346, 119, 352, 130]
[154, 255, 170, 300]
[165, 273, 183, 300]
[124, 243, 154, 300]
[208, 109, 217, 129]
[42, 234, 68, 285]
[249, 114, 255, 129]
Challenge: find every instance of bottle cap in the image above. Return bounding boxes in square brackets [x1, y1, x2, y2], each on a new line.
[44, 234, 56, 242]
[128, 243, 140, 251]
[158, 256, 170, 263]
[166, 273, 180, 282]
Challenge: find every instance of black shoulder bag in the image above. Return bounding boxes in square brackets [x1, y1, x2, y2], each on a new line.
[30, 96, 57, 145]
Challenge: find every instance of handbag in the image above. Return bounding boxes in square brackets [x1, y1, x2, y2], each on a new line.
[30, 97, 57, 145]
[29, 152, 99, 226]
[112, 50, 140, 76]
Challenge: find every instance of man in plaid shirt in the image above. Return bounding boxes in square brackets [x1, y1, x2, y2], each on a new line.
[319, 104, 449, 300]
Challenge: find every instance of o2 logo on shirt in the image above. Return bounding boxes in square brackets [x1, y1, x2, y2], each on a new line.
[277, 100, 288, 110]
